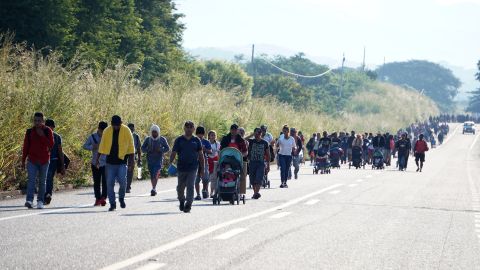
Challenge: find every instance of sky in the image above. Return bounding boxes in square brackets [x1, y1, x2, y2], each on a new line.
[174, 0, 480, 70]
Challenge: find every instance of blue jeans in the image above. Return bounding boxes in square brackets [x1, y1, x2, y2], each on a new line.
[106, 164, 128, 206]
[278, 154, 292, 183]
[26, 161, 50, 203]
[45, 160, 58, 198]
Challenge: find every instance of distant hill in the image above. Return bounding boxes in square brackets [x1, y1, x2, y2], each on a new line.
[440, 62, 478, 101]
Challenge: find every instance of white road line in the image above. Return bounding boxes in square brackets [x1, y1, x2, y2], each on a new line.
[329, 190, 341, 195]
[269, 212, 292, 219]
[470, 133, 480, 150]
[365, 175, 372, 178]
[214, 228, 247, 240]
[0, 189, 176, 222]
[100, 183, 344, 270]
[304, 199, 320, 205]
[356, 179, 364, 183]
[135, 263, 166, 270]
[348, 184, 358, 187]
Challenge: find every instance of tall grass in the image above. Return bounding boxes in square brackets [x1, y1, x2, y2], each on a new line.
[0, 36, 438, 190]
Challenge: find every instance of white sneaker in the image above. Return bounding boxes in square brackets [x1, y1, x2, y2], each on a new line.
[37, 202, 44, 209]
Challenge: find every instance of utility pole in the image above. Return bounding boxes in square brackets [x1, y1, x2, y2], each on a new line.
[362, 46, 366, 71]
[339, 53, 345, 100]
[251, 44, 255, 79]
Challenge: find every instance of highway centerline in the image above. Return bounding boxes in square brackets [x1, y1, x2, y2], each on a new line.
[214, 228, 248, 240]
[100, 183, 344, 270]
[269, 212, 292, 219]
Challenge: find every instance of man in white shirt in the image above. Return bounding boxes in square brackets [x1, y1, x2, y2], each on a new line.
[276, 125, 296, 188]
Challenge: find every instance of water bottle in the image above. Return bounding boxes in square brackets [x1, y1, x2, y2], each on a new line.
[137, 167, 142, 180]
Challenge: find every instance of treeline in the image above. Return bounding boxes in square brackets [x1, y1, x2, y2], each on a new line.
[467, 60, 480, 114]
[0, 0, 190, 83]
[376, 60, 461, 111]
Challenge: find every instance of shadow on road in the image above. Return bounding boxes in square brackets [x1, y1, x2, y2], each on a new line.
[120, 212, 181, 217]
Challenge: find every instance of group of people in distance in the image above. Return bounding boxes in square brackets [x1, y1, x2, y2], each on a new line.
[21, 112, 447, 212]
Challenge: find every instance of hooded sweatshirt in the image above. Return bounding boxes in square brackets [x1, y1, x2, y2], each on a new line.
[141, 125, 170, 166]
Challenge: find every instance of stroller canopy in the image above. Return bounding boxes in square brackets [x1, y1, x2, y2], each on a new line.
[219, 147, 243, 170]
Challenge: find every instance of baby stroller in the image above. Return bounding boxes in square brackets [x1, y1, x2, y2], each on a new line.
[349, 146, 364, 169]
[372, 149, 385, 170]
[213, 147, 245, 205]
[314, 148, 331, 174]
[329, 146, 343, 169]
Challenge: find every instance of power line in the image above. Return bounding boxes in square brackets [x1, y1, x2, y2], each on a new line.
[261, 58, 333, 78]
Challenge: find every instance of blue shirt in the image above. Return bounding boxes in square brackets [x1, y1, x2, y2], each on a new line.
[201, 138, 212, 156]
[172, 135, 202, 172]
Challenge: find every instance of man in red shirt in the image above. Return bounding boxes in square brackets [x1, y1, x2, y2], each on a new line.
[414, 134, 429, 172]
[22, 112, 54, 209]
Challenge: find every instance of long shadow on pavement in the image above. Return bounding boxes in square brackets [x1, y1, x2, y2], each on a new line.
[120, 212, 181, 217]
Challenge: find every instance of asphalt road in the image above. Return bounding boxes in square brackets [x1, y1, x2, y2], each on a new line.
[1, 124, 480, 270]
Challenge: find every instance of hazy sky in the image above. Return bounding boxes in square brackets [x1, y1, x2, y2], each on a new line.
[175, 0, 480, 69]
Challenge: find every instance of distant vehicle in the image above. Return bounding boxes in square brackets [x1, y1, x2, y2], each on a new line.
[463, 121, 475, 134]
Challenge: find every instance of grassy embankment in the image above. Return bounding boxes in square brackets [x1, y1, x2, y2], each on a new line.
[0, 40, 438, 190]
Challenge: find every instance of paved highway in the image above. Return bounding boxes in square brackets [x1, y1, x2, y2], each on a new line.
[1, 124, 480, 270]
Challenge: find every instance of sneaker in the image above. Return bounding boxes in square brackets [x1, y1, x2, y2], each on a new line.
[100, 197, 107, 207]
[37, 202, 44, 209]
[151, 189, 157, 196]
[252, 193, 260, 199]
[257, 193, 262, 199]
[284, 184, 289, 188]
[202, 190, 209, 199]
[183, 203, 192, 213]
[44, 194, 52, 205]
[294, 173, 298, 180]
[416, 167, 420, 172]
[194, 195, 202, 201]
[179, 200, 185, 212]
[420, 168, 422, 172]
[25, 201, 33, 209]
[126, 189, 131, 194]
[94, 199, 101, 207]
[280, 183, 285, 188]
[108, 206, 116, 212]
[119, 199, 126, 209]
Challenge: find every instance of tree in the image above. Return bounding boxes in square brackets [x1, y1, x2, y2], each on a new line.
[253, 75, 313, 108]
[376, 60, 461, 111]
[199, 60, 253, 97]
[0, 0, 188, 83]
[467, 60, 480, 113]
[0, 0, 79, 53]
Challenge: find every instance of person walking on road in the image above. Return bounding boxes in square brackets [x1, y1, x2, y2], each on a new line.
[22, 112, 55, 209]
[141, 124, 170, 196]
[83, 121, 108, 206]
[97, 115, 135, 211]
[207, 130, 221, 197]
[395, 133, 411, 171]
[414, 134, 429, 172]
[194, 126, 212, 200]
[247, 128, 270, 199]
[291, 128, 303, 180]
[170, 121, 204, 213]
[126, 123, 142, 193]
[44, 119, 65, 205]
[276, 125, 296, 188]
